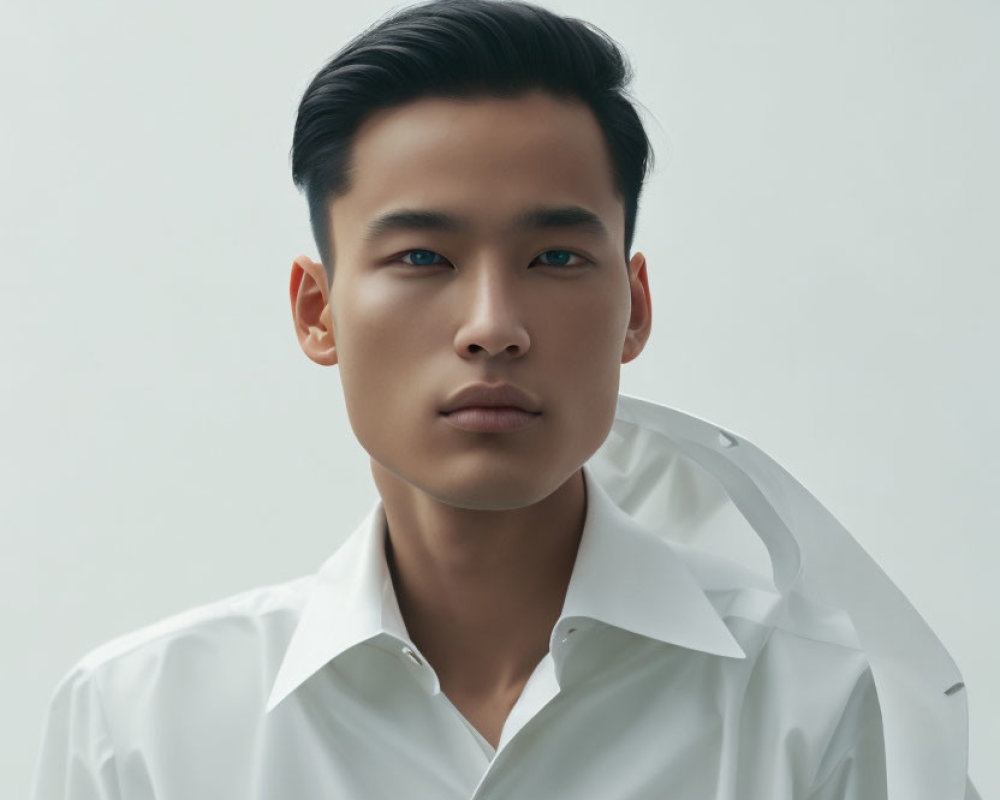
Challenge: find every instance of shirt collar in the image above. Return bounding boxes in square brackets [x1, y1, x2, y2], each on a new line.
[266, 464, 744, 712]
[558, 467, 745, 660]
[266, 502, 407, 712]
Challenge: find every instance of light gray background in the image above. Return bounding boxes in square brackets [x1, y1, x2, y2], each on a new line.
[2, 0, 996, 797]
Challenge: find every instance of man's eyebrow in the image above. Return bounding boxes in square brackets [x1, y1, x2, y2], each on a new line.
[513, 205, 608, 238]
[362, 205, 609, 244]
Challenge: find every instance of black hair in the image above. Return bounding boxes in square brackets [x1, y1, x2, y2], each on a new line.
[291, 0, 654, 285]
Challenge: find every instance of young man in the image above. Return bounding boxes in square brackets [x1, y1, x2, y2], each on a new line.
[32, 1, 978, 798]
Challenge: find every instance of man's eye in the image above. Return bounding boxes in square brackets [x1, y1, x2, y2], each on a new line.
[399, 249, 447, 267]
[394, 249, 587, 268]
[533, 249, 587, 267]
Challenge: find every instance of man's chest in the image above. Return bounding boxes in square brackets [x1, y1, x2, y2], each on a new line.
[93, 618, 882, 800]
[120, 624, 875, 800]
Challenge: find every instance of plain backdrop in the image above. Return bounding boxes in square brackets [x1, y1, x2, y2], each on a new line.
[2, 0, 997, 797]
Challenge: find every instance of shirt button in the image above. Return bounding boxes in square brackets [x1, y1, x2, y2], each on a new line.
[401, 646, 423, 666]
[560, 627, 578, 644]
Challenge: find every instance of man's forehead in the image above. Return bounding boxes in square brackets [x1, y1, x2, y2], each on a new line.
[347, 92, 616, 190]
[334, 92, 624, 247]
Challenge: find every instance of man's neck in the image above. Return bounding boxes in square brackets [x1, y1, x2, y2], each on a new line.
[374, 463, 587, 701]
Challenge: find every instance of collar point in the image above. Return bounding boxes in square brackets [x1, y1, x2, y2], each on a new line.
[719, 639, 747, 660]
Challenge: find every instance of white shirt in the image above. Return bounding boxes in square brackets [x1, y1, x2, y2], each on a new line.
[31, 394, 978, 800]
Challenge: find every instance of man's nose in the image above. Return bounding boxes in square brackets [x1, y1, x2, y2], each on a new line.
[453, 268, 531, 359]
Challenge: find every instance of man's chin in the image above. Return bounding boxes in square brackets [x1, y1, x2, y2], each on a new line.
[422, 477, 566, 513]
[370, 455, 584, 514]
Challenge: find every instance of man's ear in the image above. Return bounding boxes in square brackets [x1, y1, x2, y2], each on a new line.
[290, 254, 337, 366]
[621, 251, 652, 364]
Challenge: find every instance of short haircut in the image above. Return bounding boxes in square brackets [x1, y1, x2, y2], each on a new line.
[291, 0, 655, 286]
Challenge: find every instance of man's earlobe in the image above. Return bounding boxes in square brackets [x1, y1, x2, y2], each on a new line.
[621, 251, 652, 364]
[290, 254, 338, 366]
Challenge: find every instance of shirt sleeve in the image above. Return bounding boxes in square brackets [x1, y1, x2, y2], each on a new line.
[805, 666, 887, 800]
[30, 665, 123, 800]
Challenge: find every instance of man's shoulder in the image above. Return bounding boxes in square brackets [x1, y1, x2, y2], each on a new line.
[68, 573, 316, 697]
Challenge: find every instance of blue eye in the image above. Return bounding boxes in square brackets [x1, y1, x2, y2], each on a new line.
[395, 248, 586, 268]
[400, 249, 446, 267]
[535, 249, 577, 267]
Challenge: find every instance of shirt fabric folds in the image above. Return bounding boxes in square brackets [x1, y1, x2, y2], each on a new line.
[30, 394, 979, 800]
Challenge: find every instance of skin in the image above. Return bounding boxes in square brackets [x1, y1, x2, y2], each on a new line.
[290, 89, 652, 748]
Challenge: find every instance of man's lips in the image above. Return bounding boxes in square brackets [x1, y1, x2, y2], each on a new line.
[441, 406, 541, 433]
[439, 383, 542, 433]
[439, 382, 542, 415]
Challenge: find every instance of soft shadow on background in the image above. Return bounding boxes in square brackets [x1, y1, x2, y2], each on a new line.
[1, 1, 997, 797]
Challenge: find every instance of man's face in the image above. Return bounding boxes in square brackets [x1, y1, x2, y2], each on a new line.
[292, 89, 651, 511]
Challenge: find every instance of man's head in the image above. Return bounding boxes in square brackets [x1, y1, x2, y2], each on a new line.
[290, 0, 653, 511]
[291, 0, 654, 286]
